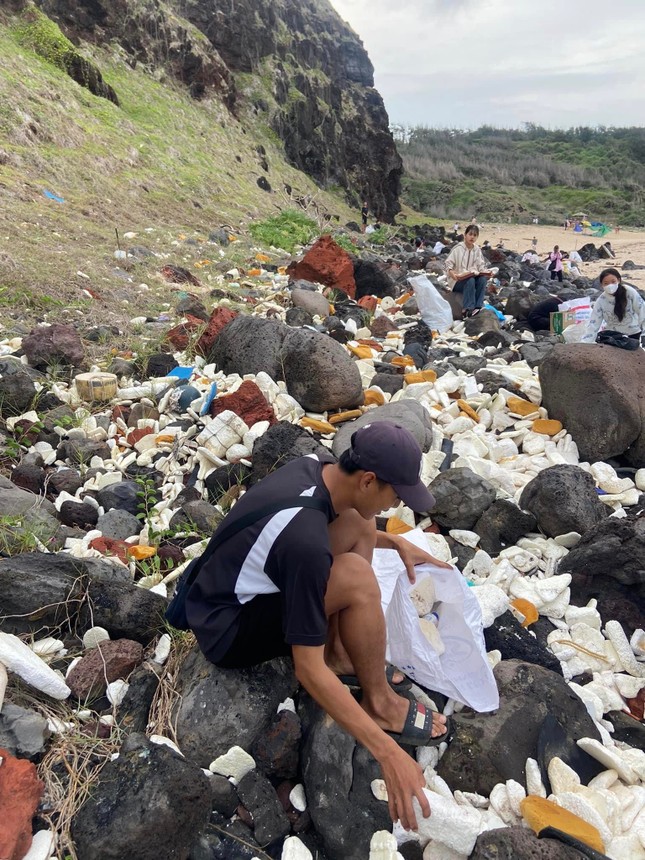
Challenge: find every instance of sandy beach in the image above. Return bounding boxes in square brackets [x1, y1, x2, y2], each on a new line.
[452, 223, 645, 291]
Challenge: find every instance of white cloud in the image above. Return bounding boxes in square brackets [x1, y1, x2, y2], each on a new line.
[330, 0, 645, 128]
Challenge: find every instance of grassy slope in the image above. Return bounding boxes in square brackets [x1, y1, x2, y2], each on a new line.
[0, 20, 354, 330]
[399, 127, 645, 226]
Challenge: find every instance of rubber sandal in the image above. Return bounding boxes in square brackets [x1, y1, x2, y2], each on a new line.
[470, 307, 482, 316]
[384, 698, 453, 748]
[337, 664, 412, 693]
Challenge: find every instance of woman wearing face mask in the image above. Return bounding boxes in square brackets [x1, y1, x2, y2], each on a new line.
[581, 268, 645, 343]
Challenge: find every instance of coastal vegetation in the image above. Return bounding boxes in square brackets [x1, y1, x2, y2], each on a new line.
[395, 125, 645, 226]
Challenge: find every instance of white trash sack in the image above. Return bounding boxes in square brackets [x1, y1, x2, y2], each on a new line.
[372, 529, 499, 712]
[408, 274, 453, 332]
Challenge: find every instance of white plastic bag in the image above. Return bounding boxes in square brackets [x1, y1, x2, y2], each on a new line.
[372, 530, 499, 712]
[408, 274, 453, 332]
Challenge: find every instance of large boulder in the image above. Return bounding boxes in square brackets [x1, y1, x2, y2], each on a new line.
[72, 734, 211, 860]
[428, 468, 497, 530]
[282, 327, 364, 412]
[331, 400, 433, 457]
[209, 316, 287, 380]
[174, 651, 297, 766]
[437, 660, 600, 795]
[519, 465, 608, 538]
[559, 517, 645, 635]
[539, 343, 645, 465]
[286, 235, 356, 298]
[209, 316, 363, 412]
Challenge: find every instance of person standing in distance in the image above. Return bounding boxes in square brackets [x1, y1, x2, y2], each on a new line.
[361, 201, 369, 233]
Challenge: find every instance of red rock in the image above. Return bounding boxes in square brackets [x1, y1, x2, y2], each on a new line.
[286, 235, 356, 298]
[370, 316, 399, 338]
[210, 380, 276, 426]
[358, 295, 377, 312]
[164, 314, 207, 351]
[250, 710, 301, 780]
[196, 307, 238, 356]
[0, 748, 44, 860]
[89, 536, 130, 565]
[126, 427, 154, 446]
[67, 639, 144, 699]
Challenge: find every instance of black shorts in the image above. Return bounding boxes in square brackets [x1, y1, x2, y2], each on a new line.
[215, 593, 292, 669]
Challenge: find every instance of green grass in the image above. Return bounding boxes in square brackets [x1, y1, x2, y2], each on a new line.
[249, 210, 319, 252]
[0, 14, 354, 335]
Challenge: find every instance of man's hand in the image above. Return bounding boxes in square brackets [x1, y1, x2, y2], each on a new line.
[380, 745, 431, 830]
[390, 534, 453, 583]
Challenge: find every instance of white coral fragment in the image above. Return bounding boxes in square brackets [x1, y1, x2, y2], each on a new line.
[209, 745, 256, 784]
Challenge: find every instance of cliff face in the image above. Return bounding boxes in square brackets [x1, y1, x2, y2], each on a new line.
[37, 0, 402, 220]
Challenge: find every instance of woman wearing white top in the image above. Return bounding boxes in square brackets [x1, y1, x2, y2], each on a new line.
[444, 225, 492, 317]
[581, 268, 645, 344]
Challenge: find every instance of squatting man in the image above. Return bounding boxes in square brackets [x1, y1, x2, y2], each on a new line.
[186, 422, 451, 830]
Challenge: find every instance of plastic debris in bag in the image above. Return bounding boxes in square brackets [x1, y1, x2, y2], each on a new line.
[408, 274, 453, 332]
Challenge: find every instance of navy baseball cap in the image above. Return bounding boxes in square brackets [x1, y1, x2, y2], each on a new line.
[348, 422, 436, 513]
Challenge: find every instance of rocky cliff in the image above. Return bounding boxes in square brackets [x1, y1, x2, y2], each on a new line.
[36, 0, 402, 220]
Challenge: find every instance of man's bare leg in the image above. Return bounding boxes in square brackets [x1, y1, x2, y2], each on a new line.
[324, 550, 447, 739]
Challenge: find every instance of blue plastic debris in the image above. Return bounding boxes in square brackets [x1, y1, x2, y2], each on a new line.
[168, 366, 194, 383]
[43, 189, 65, 203]
[200, 382, 218, 416]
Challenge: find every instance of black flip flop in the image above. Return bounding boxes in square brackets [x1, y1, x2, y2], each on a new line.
[337, 664, 413, 693]
[384, 698, 453, 748]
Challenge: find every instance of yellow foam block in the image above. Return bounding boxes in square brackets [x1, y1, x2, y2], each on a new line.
[329, 409, 363, 425]
[127, 545, 157, 561]
[404, 369, 437, 384]
[300, 418, 336, 434]
[386, 516, 413, 535]
[347, 344, 374, 360]
[510, 597, 539, 627]
[391, 356, 416, 368]
[364, 389, 385, 407]
[507, 396, 539, 417]
[457, 400, 480, 422]
[520, 796, 605, 853]
[532, 418, 563, 436]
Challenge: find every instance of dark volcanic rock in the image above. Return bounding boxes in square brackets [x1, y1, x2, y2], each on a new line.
[0, 703, 50, 761]
[484, 611, 562, 675]
[251, 709, 301, 780]
[331, 400, 433, 457]
[437, 660, 600, 795]
[474, 500, 538, 555]
[559, 517, 645, 635]
[0, 359, 38, 416]
[174, 651, 297, 767]
[250, 422, 332, 484]
[299, 691, 390, 860]
[519, 465, 608, 538]
[72, 733, 211, 860]
[353, 259, 397, 300]
[470, 826, 587, 859]
[236, 770, 290, 846]
[428, 468, 497, 530]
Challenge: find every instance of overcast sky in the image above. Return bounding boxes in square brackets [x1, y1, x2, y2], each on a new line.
[330, 0, 645, 129]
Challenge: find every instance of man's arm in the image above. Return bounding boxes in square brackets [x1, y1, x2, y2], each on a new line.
[292, 644, 430, 830]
